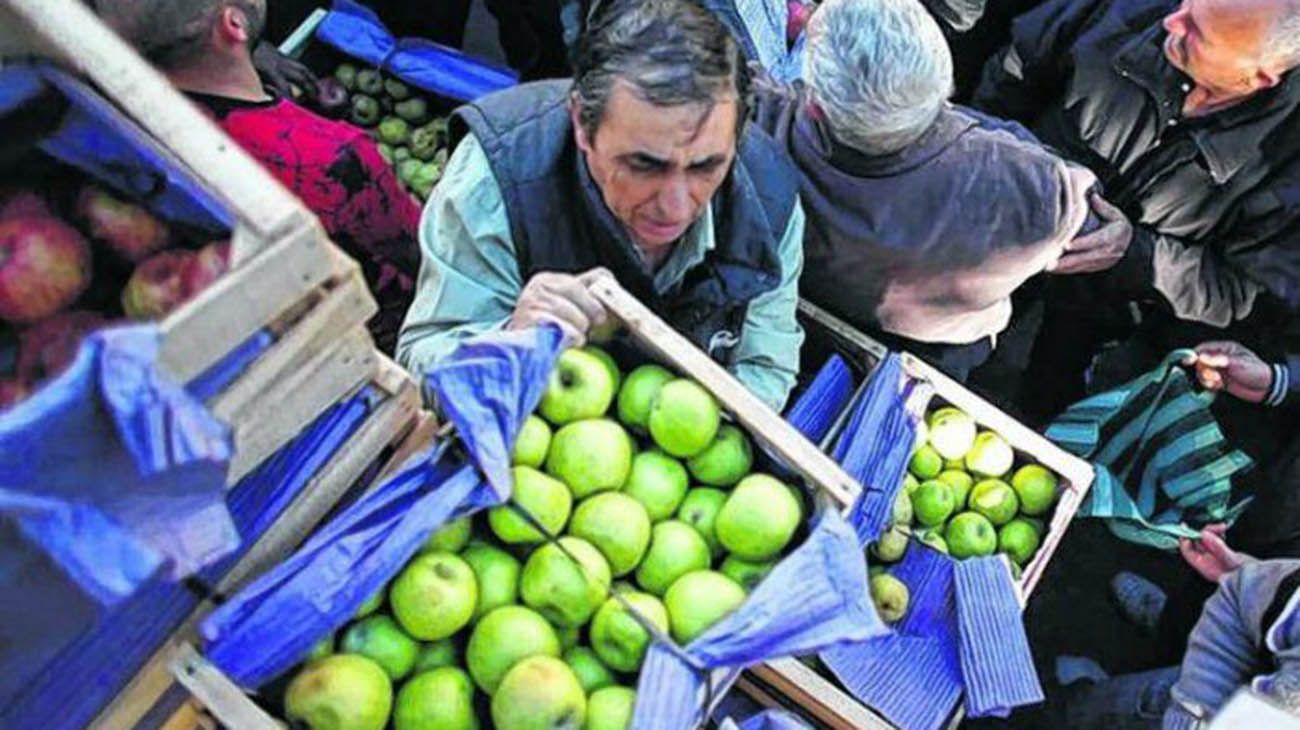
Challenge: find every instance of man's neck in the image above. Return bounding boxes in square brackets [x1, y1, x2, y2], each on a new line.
[167, 54, 269, 104]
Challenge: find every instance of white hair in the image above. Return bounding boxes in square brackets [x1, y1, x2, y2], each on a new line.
[805, 0, 953, 156]
[1264, 1, 1300, 70]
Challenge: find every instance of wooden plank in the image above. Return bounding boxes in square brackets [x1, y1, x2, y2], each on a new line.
[749, 660, 894, 730]
[210, 265, 377, 425]
[170, 644, 283, 730]
[589, 275, 863, 509]
[0, 0, 310, 243]
[372, 353, 418, 400]
[375, 411, 440, 483]
[158, 225, 337, 385]
[798, 298, 889, 367]
[226, 327, 377, 483]
[160, 699, 216, 730]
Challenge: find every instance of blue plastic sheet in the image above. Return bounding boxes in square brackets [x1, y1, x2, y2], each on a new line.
[954, 558, 1044, 717]
[783, 353, 856, 444]
[316, 0, 517, 102]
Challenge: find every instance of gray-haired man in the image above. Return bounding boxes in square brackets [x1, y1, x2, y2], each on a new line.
[752, 0, 1123, 380]
[398, 0, 806, 410]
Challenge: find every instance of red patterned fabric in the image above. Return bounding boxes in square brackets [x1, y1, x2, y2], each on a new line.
[189, 94, 421, 353]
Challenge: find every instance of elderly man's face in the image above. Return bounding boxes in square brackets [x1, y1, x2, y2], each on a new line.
[573, 82, 738, 256]
[1163, 0, 1286, 97]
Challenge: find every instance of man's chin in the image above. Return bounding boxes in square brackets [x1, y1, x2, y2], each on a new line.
[633, 222, 688, 247]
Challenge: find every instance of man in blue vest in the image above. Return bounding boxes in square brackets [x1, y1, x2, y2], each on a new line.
[397, 0, 806, 410]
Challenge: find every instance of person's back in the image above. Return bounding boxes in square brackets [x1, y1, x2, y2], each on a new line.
[755, 0, 1100, 379]
[96, 0, 422, 352]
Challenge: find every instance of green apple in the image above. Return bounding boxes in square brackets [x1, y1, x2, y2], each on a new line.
[945, 512, 998, 559]
[635, 520, 712, 595]
[340, 614, 420, 680]
[909, 444, 944, 480]
[926, 407, 977, 460]
[393, 667, 478, 730]
[355, 589, 384, 618]
[902, 473, 920, 496]
[676, 487, 728, 557]
[586, 685, 635, 730]
[539, 348, 617, 425]
[581, 345, 622, 393]
[685, 424, 753, 487]
[944, 458, 966, 471]
[715, 474, 801, 561]
[390, 552, 477, 640]
[304, 632, 334, 662]
[490, 466, 572, 544]
[412, 638, 459, 673]
[891, 488, 913, 526]
[569, 492, 652, 576]
[514, 415, 553, 468]
[1011, 464, 1058, 516]
[969, 479, 1019, 526]
[623, 449, 690, 521]
[664, 570, 747, 645]
[936, 469, 974, 509]
[720, 555, 775, 591]
[555, 623, 579, 651]
[647, 379, 721, 458]
[916, 528, 948, 554]
[285, 654, 392, 730]
[565, 646, 617, 693]
[423, 516, 471, 554]
[910, 479, 955, 527]
[520, 536, 611, 627]
[964, 431, 1014, 478]
[872, 526, 909, 563]
[491, 656, 587, 730]
[466, 605, 561, 694]
[869, 573, 910, 623]
[462, 541, 521, 620]
[998, 518, 1042, 566]
[590, 591, 669, 672]
[546, 419, 634, 498]
[617, 364, 674, 432]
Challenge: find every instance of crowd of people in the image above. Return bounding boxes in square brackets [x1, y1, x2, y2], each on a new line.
[90, 0, 1300, 727]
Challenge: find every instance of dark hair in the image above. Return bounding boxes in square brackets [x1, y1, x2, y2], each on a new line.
[571, 0, 751, 139]
[94, 0, 264, 68]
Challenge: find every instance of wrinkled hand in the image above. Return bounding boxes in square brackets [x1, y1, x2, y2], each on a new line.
[508, 269, 612, 346]
[1049, 193, 1134, 274]
[1178, 524, 1247, 583]
[253, 41, 318, 99]
[1181, 341, 1272, 403]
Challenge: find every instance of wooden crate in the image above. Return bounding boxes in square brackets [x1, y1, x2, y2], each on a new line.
[744, 301, 1095, 730]
[90, 357, 423, 730]
[167, 276, 869, 729]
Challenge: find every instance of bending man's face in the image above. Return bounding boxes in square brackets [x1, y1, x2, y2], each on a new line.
[575, 81, 738, 255]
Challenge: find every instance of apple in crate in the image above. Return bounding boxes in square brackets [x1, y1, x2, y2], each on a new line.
[122, 241, 229, 320]
[18, 310, 107, 381]
[0, 216, 92, 324]
[76, 185, 170, 262]
[0, 190, 53, 222]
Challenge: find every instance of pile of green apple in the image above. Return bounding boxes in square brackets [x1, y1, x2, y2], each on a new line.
[866, 406, 1060, 624]
[279, 346, 806, 730]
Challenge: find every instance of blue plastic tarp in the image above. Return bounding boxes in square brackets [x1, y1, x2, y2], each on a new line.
[783, 353, 856, 444]
[316, 0, 518, 102]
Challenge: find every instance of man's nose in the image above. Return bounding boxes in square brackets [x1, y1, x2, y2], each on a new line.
[657, 174, 692, 221]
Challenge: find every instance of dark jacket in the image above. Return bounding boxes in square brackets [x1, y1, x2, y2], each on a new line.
[451, 80, 797, 359]
[753, 83, 1094, 345]
[974, 0, 1300, 329]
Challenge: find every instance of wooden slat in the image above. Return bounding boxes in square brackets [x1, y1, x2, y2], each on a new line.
[226, 327, 377, 483]
[798, 298, 889, 367]
[170, 644, 283, 730]
[749, 660, 894, 730]
[158, 224, 337, 385]
[160, 699, 217, 730]
[590, 275, 863, 509]
[0, 0, 310, 245]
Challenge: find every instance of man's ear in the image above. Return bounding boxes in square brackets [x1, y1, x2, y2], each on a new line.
[569, 96, 594, 154]
[217, 5, 252, 45]
[1256, 67, 1283, 91]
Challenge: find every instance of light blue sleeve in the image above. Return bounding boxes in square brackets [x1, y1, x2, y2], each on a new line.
[396, 135, 522, 379]
[730, 199, 806, 412]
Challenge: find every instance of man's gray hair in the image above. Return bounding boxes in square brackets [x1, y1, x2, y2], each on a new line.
[1263, 0, 1300, 70]
[94, 0, 264, 68]
[805, 0, 953, 156]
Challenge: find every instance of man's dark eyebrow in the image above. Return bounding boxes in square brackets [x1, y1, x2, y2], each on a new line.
[621, 151, 669, 168]
[688, 155, 727, 169]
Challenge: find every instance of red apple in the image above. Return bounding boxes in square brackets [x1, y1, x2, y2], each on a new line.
[17, 310, 108, 381]
[0, 216, 93, 324]
[122, 249, 194, 320]
[76, 185, 170, 262]
[0, 190, 53, 222]
[0, 377, 30, 410]
[184, 239, 231, 296]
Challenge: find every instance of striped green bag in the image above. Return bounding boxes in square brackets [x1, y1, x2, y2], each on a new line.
[1046, 350, 1254, 550]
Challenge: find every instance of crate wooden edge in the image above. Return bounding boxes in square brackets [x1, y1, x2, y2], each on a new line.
[1, 0, 313, 248]
[90, 374, 421, 730]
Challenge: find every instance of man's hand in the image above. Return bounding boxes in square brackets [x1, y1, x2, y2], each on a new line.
[1048, 193, 1134, 274]
[1178, 524, 1248, 583]
[1181, 341, 1272, 403]
[253, 41, 318, 99]
[507, 269, 612, 346]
